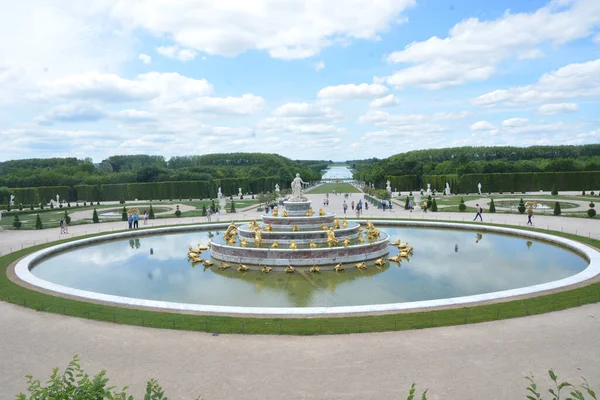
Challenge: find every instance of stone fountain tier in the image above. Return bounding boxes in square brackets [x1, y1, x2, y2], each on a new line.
[262, 213, 336, 229]
[282, 200, 312, 216]
[237, 222, 361, 244]
[209, 232, 390, 267]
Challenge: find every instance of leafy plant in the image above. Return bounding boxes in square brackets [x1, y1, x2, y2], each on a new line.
[518, 198, 526, 214]
[590, 202, 595, 209]
[12, 215, 22, 229]
[35, 214, 43, 230]
[489, 199, 496, 213]
[29, 203, 34, 211]
[582, 190, 586, 196]
[40, 202, 44, 210]
[458, 198, 466, 212]
[553, 202, 562, 216]
[92, 208, 99, 223]
[149, 205, 155, 219]
[526, 369, 597, 400]
[175, 205, 181, 217]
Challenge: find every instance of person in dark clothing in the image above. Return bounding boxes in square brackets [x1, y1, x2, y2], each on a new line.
[474, 204, 483, 221]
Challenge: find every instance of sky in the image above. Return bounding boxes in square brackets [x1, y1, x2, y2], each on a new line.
[1, 0, 599, 162]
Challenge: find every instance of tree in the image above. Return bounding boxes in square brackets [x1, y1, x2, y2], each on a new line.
[230, 200, 236, 213]
[12, 215, 22, 229]
[92, 208, 99, 223]
[551, 184, 558, 196]
[489, 199, 496, 213]
[122, 206, 128, 221]
[175, 205, 182, 217]
[553, 201, 562, 216]
[458, 198, 466, 212]
[149, 205, 155, 219]
[517, 199, 526, 214]
[431, 198, 438, 212]
[404, 196, 409, 210]
[63, 211, 71, 225]
[35, 214, 43, 230]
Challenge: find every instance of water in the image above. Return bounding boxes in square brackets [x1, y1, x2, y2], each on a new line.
[31, 228, 587, 308]
[322, 166, 353, 180]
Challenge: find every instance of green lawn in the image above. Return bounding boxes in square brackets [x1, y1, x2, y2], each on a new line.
[307, 183, 362, 194]
[1, 221, 599, 335]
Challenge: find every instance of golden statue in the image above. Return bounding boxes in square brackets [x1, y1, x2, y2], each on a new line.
[289, 240, 297, 249]
[334, 263, 344, 272]
[358, 234, 364, 243]
[342, 218, 348, 228]
[321, 224, 328, 230]
[343, 237, 350, 247]
[285, 265, 295, 273]
[261, 266, 272, 273]
[310, 265, 320, 273]
[309, 240, 317, 248]
[228, 236, 237, 245]
[240, 239, 248, 247]
[334, 218, 340, 229]
[390, 239, 401, 246]
[223, 222, 237, 240]
[305, 208, 314, 216]
[292, 224, 299, 231]
[319, 208, 325, 216]
[263, 224, 272, 232]
[355, 262, 367, 270]
[272, 207, 278, 217]
[238, 264, 249, 272]
[374, 258, 385, 266]
[271, 241, 279, 248]
[365, 220, 380, 239]
[254, 229, 263, 248]
[327, 227, 339, 247]
[357, 226, 363, 232]
[282, 210, 288, 217]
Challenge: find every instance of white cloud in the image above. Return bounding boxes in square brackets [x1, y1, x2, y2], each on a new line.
[470, 121, 497, 132]
[138, 53, 152, 64]
[359, 110, 471, 125]
[594, 33, 600, 44]
[538, 102, 580, 115]
[111, 109, 155, 122]
[369, 94, 399, 108]
[380, 0, 600, 89]
[257, 102, 345, 137]
[156, 46, 197, 61]
[112, 0, 415, 59]
[317, 83, 388, 102]
[502, 118, 529, 128]
[34, 102, 107, 125]
[473, 59, 600, 107]
[315, 61, 325, 71]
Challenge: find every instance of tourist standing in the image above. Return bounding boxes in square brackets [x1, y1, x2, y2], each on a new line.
[351, 201, 355, 211]
[343, 201, 348, 215]
[207, 207, 212, 222]
[215, 206, 220, 221]
[133, 212, 139, 228]
[527, 207, 534, 225]
[60, 217, 65, 234]
[409, 199, 414, 212]
[474, 204, 483, 221]
[423, 200, 428, 212]
[143, 211, 148, 225]
[365, 202, 369, 211]
[128, 213, 133, 229]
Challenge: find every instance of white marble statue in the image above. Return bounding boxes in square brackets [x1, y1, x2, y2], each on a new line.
[478, 182, 482, 194]
[238, 187, 243, 197]
[445, 182, 451, 196]
[56, 194, 60, 204]
[291, 173, 306, 200]
[9, 195, 15, 206]
[426, 184, 431, 194]
[275, 184, 280, 197]
[413, 191, 422, 211]
[386, 180, 392, 193]
[217, 186, 223, 199]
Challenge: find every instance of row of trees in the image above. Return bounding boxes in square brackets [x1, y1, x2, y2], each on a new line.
[0, 153, 324, 189]
[354, 145, 600, 187]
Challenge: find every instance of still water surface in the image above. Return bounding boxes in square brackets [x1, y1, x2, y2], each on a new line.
[31, 228, 587, 308]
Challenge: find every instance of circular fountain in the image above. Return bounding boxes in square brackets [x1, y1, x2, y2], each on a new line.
[209, 193, 390, 268]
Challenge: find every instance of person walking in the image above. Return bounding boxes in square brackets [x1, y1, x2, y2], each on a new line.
[423, 200, 428, 212]
[409, 200, 413, 212]
[527, 207, 534, 225]
[474, 204, 483, 221]
[207, 207, 212, 222]
[59, 217, 65, 234]
[343, 201, 348, 215]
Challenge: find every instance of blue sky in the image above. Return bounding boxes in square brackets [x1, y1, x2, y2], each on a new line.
[0, 0, 599, 162]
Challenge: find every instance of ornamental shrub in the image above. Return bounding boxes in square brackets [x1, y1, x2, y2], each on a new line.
[588, 209, 597, 218]
[12, 215, 22, 229]
[202, 205, 207, 216]
[404, 196, 409, 210]
[431, 198, 438, 212]
[19, 203, 23, 211]
[230, 201, 236, 213]
[149, 205, 155, 219]
[582, 190, 586, 195]
[458, 198, 466, 212]
[35, 214, 43, 230]
[92, 208, 99, 223]
[489, 199, 496, 213]
[175, 205, 182, 217]
[122, 206, 128, 221]
[63, 211, 71, 225]
[517, 199, 526, 214]
[40, 202, 44, 210]
[590, 202, 595, 208]
[551, 184, 558, 196]
[29, 204, 34, 211]
[553, 202, 562, 216]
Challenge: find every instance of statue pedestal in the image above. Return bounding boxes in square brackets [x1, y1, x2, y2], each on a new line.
[283, 200, 312, 216]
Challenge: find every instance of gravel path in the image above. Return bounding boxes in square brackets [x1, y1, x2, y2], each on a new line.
[1, 191, 600, 399]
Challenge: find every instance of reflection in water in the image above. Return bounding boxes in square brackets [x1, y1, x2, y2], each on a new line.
[476, 233, 483, 244]
[31, 228, 588, 308]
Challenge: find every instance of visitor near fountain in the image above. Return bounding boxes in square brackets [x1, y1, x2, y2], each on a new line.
[527, 207, 534, 225]
[474, 204, 483, 221]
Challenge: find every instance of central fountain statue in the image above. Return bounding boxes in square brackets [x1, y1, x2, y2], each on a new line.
[290, 173, 306, 201]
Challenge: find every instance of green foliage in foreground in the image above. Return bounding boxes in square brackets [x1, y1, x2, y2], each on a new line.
[16, 356, 597, 399]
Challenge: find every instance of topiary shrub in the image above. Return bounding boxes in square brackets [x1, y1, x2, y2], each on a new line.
[83, 201, 87, 207]
[6, 203, 10, 212]
[35, 214, 43, 230]
[551, 184, 558, 196]
[40, 202, 44, 210]
[591, 191, 595, 196]
[404, 196, 409, 210]
[518, 199, 526, 214]
[12, 215, 22, 229]
[92, 208, 99, 223]
[458, 198, 466, 212]
[122, 206, 128, 221]
[590, 202, 596, 208]
[230, 201, 236, 213]
[175, 205, 182, 217]
[489, 199, 496, 213]
[29, 204, 34, 211]
[67, 202, 71, 208]
[119, 196, 125, 204]
[149, 205, 155, 219]
[588, 208, 597, 218]
[63, 211, 71, 225]
[431, 198, 438, 212]
[582, 190, 586, 196]
[553, 201, 562, 216]
[202, 205, 207, 216]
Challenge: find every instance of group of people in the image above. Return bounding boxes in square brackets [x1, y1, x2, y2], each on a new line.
[59, 217, 69, 234]
[206, 206, 220, 222]
[381, 199, 392, 211]
[343, 199, 366, 216]
[127, 211, 147, 229]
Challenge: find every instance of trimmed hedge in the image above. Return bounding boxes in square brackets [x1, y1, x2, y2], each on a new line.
[385, 174, 418, 192]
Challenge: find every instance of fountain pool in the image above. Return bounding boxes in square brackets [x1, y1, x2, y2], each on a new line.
[15, 222, 599, 315]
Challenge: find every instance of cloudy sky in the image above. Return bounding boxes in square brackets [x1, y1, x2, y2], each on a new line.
[1, 0, 599, 162]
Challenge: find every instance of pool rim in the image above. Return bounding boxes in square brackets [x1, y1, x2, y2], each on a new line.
[13, 221, 600, 316]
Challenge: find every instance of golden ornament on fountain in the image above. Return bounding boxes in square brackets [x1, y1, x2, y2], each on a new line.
[271, 241, 279, 248]
[261, 266, 272, 273]
[327, 227, 339, 247]
[292, 225, 299, 231]
[309, 240, 317, 248]
[289, 240, 297, 249]
[254, 230, 263, 248]
[398, 242, 408, 249]
[240, 239, 248, 247]
[272, 207, 278, 216]
[263, 224, 272, 232]
[343, 237, 350, 247]
[357, 226, 363, 232]
[342, 218, 348, 228]
[321, 224, 328, 230]
[358, 234, 364, 243]
[228, 237, 237, 245]
[390, 239, 401, 246]
[388, 255, 401, 262]
[203, 260, 214, 266]
[334, 263, 345, 272]
[310, 265, 321, 273]
[355, 262, 367, 270]
[334, 218, 340, 229]
[218, 263, 231, 270]
[238, 264, 249, 272]
[305, 208, 314, 216]
[374, 258, 385, 266]
[282, 210, 288, 217]
[319, 208, 325, 216]
[285, 265, 295, 273]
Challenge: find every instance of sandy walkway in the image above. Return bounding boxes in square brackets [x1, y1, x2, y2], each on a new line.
[1, 191, 600, 399]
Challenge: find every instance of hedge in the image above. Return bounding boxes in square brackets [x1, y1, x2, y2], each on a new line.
[420, 174, 460, 193]
[385, 175, 418, 192]
[9, 186, 72, 205]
